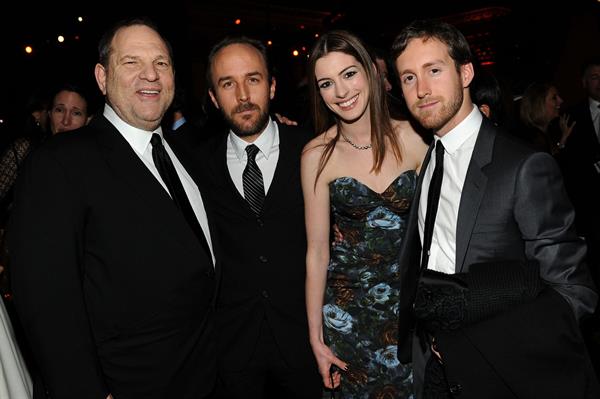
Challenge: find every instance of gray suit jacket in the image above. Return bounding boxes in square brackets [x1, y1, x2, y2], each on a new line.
[398, 118, 598, 397]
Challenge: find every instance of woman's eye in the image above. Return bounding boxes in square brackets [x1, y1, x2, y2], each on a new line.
[344, 70, 357, 79]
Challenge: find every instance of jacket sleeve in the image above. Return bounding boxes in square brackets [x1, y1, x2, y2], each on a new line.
[514, 151, 597, 320]
[8, 146, 109, 399]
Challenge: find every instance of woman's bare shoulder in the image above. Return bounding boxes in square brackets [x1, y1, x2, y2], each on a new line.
[302, 127, 337, 158]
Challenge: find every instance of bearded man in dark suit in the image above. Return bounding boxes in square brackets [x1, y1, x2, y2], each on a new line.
[392, 19, 598, 399]
[188, 36, 321, 399]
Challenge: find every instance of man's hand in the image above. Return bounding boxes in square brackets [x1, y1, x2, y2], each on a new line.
[274, 113, 298, 126]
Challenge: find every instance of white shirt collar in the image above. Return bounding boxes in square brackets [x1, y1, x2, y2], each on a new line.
[437, 104, 483, 154]
[229, 117, 277, 161]
[103, 104, 163, 155]
[588, 97, 600, 115]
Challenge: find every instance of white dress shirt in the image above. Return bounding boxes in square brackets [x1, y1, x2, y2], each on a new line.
[227, 118, 280, 196]
[103, 105, 215, 264]
[588, 97, 600, 140]
[418, 105, 483, 274]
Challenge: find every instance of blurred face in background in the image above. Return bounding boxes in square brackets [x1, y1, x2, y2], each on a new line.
[583, 64, 600, 102]
[375, 57, 392, 92]
[544, 86, 563, 122]
[49, 90, 89, 134]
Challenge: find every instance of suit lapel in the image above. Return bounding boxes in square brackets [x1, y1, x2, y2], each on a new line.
[262, 123, 296, 212]
[410, 143, 433, 272]
[455, 119, 494, 272]
[93, 116, 207, 261]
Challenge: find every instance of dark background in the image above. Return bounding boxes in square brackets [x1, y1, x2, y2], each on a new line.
[1, 0, 599, 141]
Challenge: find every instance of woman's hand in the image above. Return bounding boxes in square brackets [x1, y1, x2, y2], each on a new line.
[311, 341, 348, 389]
[558, 114, 576, 145]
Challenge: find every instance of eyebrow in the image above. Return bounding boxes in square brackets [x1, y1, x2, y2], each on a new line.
[118, 54, 170, 62]
[316, 64, 358, 84]
[53, 103, 84, 110]
[399, 59, 446, 75]
[217, 70, 263, 85]
[118, 55, 140, 62]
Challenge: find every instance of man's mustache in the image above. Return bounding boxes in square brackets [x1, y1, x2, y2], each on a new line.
[234, 103, 259, 113]
[415, 96, 443, 107]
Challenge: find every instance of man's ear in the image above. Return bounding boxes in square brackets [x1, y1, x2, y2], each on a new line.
[461, 62, 474, 88]
[208, 89, 220, 110]
[94, 63, 107, 95]
[269, 77, 276, 100]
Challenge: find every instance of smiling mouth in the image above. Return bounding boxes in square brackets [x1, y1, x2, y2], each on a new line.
[338, 94, 358, 110]
[138, 89, 160, 95]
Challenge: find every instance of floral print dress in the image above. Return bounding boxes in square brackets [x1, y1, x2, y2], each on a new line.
[324, 170, 416, 399]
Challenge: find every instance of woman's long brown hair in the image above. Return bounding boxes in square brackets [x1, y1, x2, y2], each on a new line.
[307, 30, 402, 189]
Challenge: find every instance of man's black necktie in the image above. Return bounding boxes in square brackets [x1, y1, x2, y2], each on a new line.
[243, 144, 265, 216]
[150, 133, 212, 262]
[421, 140, 445, 271]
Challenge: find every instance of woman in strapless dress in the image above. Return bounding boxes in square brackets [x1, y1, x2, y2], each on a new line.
[301, 30, 428, 398]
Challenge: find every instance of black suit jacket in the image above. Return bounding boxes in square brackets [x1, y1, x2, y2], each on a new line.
[562, 101, 600, 279]
[189, 122, 316, 371]
[8, 115, 217, 399]
[398, 118, 598, 398]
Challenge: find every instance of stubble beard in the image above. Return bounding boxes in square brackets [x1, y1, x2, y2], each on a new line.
[223, 102, 270, 138]
[413, 89, 463, 132]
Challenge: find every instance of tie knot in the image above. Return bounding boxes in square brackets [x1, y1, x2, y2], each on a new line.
[245, 144, 260, 160]
[151, 133, 163, 147]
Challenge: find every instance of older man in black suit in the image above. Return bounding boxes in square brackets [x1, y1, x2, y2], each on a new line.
[8, 18, 216, 399]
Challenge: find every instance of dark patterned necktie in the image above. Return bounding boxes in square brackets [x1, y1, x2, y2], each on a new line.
[421, 140, 445, 270]
[243, 144, 265, 215]
[150, 133, 212, 262]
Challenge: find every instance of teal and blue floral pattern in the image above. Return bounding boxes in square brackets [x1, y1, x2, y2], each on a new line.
[325, 170, 416, 399]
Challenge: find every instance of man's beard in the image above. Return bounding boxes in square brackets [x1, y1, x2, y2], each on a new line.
[223, 102, 270, 137]
[413, 89, 463, 131]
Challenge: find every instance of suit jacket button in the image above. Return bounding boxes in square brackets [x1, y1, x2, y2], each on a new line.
[258, 255, 268, 263]
[256, 218, 264, 227]
[449, 383, 462, 395]
[261, 290, 269, 298]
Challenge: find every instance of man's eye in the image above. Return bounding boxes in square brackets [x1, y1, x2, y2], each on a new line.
[402, 75, 414, 84]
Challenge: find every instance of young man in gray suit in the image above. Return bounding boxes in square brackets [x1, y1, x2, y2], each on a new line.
[392, 19, 598, 398]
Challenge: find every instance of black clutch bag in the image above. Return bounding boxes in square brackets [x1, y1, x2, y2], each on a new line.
[414, 260, 544, 333]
